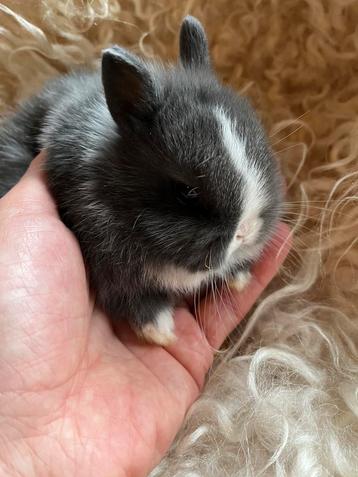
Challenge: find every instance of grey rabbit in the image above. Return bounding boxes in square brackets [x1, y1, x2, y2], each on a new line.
[0, 16, 282, 345]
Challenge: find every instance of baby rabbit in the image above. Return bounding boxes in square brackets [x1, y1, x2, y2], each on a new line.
[0, 16, 282, 345]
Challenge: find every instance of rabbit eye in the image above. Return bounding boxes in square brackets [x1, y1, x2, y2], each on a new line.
[172, 181, 200, 205]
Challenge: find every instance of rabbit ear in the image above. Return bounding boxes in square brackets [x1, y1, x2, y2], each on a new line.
[179, 15, 210, 69]
[101, 46, 157, 125]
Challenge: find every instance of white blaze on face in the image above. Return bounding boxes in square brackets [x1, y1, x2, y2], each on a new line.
[213, 106, 267, 263]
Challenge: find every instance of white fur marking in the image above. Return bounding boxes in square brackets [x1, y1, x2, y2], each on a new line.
[148, 264, 209, 292]
[231, 270, 252, 292]
[213, 107, 267, 265]
[141, 307, 176, 346]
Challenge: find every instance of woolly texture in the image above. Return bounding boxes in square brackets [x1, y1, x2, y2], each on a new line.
[0, 1, 357, 476]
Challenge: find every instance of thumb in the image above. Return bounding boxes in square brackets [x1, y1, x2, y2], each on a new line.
[0, 150, 57, 218]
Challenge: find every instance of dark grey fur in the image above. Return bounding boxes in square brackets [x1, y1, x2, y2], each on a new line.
[0, 16, 282, 334]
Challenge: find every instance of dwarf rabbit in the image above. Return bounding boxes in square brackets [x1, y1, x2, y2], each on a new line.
[0, 16, 282, 345]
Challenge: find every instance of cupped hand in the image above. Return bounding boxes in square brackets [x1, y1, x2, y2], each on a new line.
[0, 153, 290, 477]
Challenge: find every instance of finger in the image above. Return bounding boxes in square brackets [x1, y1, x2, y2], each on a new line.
[0, 150, 57, 218]
[198, 222, 292, 349]
[113, 306, 213, 392]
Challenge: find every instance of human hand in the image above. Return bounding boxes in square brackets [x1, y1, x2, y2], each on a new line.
[0, 152, 290, 477]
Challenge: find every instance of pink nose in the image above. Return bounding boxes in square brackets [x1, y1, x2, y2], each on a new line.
[236, 221, 250, 240]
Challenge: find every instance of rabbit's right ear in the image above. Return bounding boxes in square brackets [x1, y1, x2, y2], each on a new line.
[179, 16, 210, 69]
[102, 46, 157, 125]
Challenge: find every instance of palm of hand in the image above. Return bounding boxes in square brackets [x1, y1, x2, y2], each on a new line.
[0, 155, 289, 477]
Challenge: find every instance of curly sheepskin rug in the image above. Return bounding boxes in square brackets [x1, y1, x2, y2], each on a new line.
[0, 1, 357, 476]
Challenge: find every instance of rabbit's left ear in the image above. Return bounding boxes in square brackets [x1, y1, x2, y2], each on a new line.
[179, 15, 210, 69]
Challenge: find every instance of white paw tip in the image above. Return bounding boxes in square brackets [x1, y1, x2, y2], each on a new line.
[231, 270, 252, 292]
[140, 308, 177, 346]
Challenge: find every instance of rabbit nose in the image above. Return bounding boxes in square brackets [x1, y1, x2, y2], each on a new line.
[236, 221, 250, 240]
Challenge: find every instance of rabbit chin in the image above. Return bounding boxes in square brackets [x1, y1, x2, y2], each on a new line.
[146, 241, 264, 294]
[146, 264, 211, 293]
